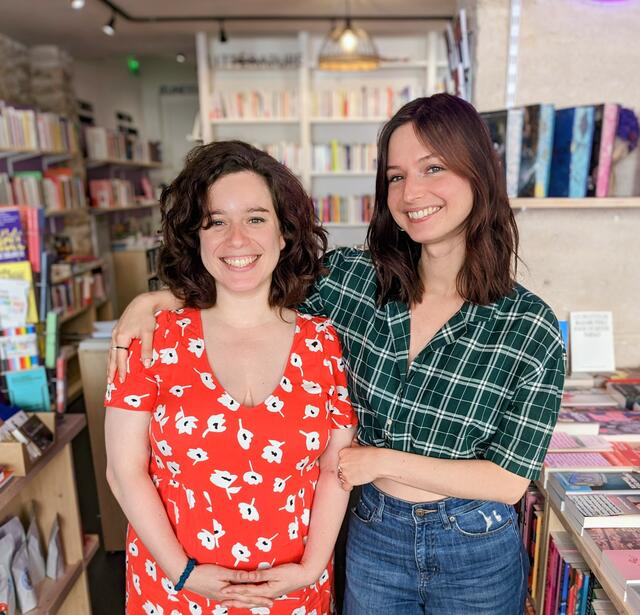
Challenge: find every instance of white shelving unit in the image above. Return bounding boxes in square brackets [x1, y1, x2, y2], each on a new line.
[196, 30, 449, 246]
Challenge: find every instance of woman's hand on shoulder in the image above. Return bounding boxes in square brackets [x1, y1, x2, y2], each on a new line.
[184, 564, 273, 608]
[219, 562, 318, 605]
[108, 290, 179, 384]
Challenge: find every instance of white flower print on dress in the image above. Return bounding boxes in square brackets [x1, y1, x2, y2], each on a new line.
[299, 430, 320, 451]
[303, 404, 320, 419]
[175, 407, 198, 435]
[318, 568, 329, 585]
[168, 479, 179, 488]
[132, 572, 141, 595]
[290, 353, 303, 374]
[150, 348, 159, 367]
[155, 438, 173, 457]
[159, 343, 179, 365]
[243, 461, 263, 485]
[197, 518, 225, 550]
[185, 597, 203, 614]
[169, 384, 192, 398]
[167, 498, 179, 524]
[202, 413, 226, 436]
[257, 560, 275, 570]
[105, 382, 116, 402]
[212, 607, 228, 615]
[123, 393, 151, 408]
[295, 456, 309, 473]
[302, 380, 321, 395]
[280, 376, 293, 393]
[210, 470, 241, 499]
[322, 358, 333, 375]
[250, 608, 271, 615]
[145, 559, 157, 581]
[255, 533, 278, 553]
[129, 539, 139, 557]
[203, 491, 213, 512]
[218, 392, 240, 411]
[301, 508, 310, 526]
[261, 440, 285, 464]
[237, 419, 254, 450]
[238, 497, 260, 521]
[153, 404, 169, 431]
[305, 338, 323, 353]
[231, 543, 251, 567]
[194, 367, 215, 390]
[154, 454, 165, 470]
[175, 318, 192, 336]
[264, 395, 285, 417]
[167, 461, 181, 478]
[291, 604, 306, 614]
[288, 517, 299, 540]
[183, 486, 196, 509]
[336, 385, 349, 401]
[142, 600, 164, 615]
[273, 475, 291, 493]
[280, 494, 296, 513]
[187, 337, 205, 358]
[161, 577, 178, 602]
[186, 448, 208, 465]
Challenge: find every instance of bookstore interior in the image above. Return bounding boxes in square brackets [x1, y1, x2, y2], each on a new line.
[0, 0, 640, 614]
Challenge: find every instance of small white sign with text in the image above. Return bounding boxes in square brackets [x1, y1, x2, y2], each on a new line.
[569, 311, 615, 373]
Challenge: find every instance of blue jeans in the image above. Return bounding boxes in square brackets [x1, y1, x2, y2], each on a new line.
[343, 483, 528, 615]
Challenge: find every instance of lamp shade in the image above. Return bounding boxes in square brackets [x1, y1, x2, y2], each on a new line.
[318, 22, 381, 71]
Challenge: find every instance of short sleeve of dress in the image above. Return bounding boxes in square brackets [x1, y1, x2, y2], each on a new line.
[104, 319, 163, 413]
[322, 322, 357, 430]
[484, 311, 565, 480]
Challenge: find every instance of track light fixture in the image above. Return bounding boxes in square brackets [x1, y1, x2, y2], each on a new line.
[70, 0, 85, 9]
[218, 20, 228, 44]
[102, 13, 116, 36]
[176, 52, 186, 63]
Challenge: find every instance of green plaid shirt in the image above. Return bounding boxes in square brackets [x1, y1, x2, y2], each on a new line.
[300, 248, 565, 480]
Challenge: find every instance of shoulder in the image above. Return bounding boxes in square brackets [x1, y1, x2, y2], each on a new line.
[297, 313, 341, 345]
[151, 307, 201, 346]
[323, 247, 375, 278]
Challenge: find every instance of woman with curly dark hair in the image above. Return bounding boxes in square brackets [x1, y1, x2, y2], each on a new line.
[109, 94, 565, 614]
[105, 141, 356, 614]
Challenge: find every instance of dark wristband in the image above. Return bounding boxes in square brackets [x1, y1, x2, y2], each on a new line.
[174, 557, 197, 591]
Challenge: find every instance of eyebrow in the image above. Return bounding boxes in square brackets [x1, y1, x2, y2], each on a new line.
[386, 154, 438, 171]
[208, 206, 272, 215]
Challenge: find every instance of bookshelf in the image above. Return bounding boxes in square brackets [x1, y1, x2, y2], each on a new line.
[0, 414, 95, 614]
[534, 480, 635, 615]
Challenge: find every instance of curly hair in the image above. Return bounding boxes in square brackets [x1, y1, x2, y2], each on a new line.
[158, 140, 327, 309]
[368, 93, 519, 306]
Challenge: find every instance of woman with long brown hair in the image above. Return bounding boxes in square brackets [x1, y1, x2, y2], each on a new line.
[109, 94, 564, 614]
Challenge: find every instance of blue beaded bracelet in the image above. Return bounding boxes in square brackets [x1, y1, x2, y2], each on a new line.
[174, 558, 197, 591]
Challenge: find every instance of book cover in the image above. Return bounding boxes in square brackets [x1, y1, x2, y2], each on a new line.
[596, 103, 620, 197]
[585, 527, 640, 552]
[569, 105, 595, 197]
[534, 104, 555, 198]
[548, 433, 612, 453]
[562, 388, 618, 408]
[548, 471, 640, 497]
[0, 261, 38, 323]
[600, 549, 640, 593]
[586, 104, 604, 197]
[481, 110, 508, 172]
[518, 104, 541, 197]
[5, 366, 51, 412]
[606, 382, 640, 410]
[0, 208, 27, 263]
[569, 312, 615, 374]
[549, 107, 575, 197]
[555, 410, 600, 436]
[506, 108, 524, 198]
[565, 494, 640, 529]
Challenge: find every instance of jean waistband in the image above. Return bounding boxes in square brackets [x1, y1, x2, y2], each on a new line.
[359, 482, 511, 520]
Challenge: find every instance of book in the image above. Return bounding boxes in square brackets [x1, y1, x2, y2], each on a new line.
[506, 107, 524, 198]
[0, 208, 27, 263]
[569, 311, 615, 374]
[542, 452, 636, 488]
[481, 110, 508, 172]
[564, 493, 640, 531]
[627, 583, 640, 614]
[549, 107, 575, 197]
[554, 410, 600, 436]
[5, 366, 51, 412]
[600, 549, 640, 598]
[0, 324, 40, 371]
[548, 471, 640, 499]
[14, 414, 54, 453]
[0, 260, 38, 323]
[562, 388, 618, 408]
[584, 527, 640, 561]
[534, 104, 555, 198]
[517, 104, 541, 197]
[606, 383, 640, 410]
[568, 105, 595, 197]
[594, 103, 620, 198]
[548, 433, 613, 453]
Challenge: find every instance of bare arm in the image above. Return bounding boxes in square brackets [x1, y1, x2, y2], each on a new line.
[220, 426, 356, 606]
[338, 444, 530, 505]
[108, 290, 182, 383]
[105, 406, 272, 606]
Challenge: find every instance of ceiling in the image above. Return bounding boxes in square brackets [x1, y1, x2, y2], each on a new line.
[1, 0, 457, 62]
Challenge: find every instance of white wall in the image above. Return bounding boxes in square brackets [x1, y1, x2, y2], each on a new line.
[465, 0, 640, 367]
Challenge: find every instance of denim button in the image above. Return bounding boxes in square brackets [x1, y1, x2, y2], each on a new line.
[449, 516, 455, 522]
[415, 509, 427, 517]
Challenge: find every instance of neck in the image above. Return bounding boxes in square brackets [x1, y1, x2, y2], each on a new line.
[207, 287, 280, 328]
[418, 235, 466, 299]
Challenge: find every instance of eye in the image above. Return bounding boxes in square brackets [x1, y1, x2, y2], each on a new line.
[387, 174, 403, 183]
[248, 216, 266, 224]
[425, 165, 445, 174]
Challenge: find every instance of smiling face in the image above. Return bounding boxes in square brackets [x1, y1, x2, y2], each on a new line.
[386, 122, 474, 248]
[199, 171, 285, 299]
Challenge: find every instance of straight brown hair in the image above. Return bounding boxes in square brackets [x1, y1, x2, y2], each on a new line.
[367, 93, 519, 306]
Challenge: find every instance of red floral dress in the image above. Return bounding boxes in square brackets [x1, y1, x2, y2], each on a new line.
[105, 308, 355, 615]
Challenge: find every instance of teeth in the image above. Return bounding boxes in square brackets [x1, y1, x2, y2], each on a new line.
[222, 256, 258, 267]
[407, 207, 442, 220]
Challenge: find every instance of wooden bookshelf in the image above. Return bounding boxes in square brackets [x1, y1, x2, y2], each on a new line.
[511, 197, 640, 209]
[209, 117, 299, 124]
[89, 201, 159, 215]
[534, 480, 634, 615]
[85, 158, 162, 169]
[0, 414, 92, 614]
[45, 208, 90, 219]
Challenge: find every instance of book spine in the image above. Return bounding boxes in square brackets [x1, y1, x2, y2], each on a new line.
[569, 106, 595, 198]
[595, 103, 620, 197]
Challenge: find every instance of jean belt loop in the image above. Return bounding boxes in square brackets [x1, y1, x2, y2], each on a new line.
[374, 489, 385, 522]
[438, 500, 452, 529]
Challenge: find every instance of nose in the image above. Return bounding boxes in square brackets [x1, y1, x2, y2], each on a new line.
[403, 174, 424, 203]
[227, 222, 249, 246]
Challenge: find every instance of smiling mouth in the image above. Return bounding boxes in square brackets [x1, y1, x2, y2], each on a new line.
[407, 206, 443, 220]
[221, 255, 259, 268]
